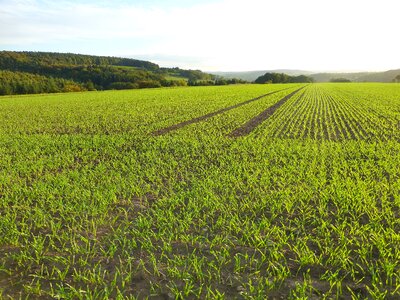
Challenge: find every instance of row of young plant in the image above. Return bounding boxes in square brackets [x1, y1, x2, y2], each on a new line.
[252, 84, 399, 141]
[0, 84, 302, 298]
[2, 135, 398, 299]
[0, 84, 297, 136]
[0, 83, 399, 298]
[325, 84, 400, 140]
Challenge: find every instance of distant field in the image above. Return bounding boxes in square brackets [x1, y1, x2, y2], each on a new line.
[164, 75, 188, 81]
[0, 83, 399, 299]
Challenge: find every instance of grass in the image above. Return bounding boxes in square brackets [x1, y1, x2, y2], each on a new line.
[0, 83, 399, 299]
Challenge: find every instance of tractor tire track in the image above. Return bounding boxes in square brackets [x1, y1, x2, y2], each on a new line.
[228, 86, 306, 137]
[151, 87, 293, 136]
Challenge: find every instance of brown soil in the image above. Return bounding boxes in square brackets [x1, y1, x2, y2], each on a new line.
[229, 86, 306, 137]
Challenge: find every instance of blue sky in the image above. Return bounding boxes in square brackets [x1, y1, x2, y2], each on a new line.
[1, 0, 399, 71]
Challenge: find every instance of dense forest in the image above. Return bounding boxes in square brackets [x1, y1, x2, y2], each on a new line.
[254, 72, 314, 84]
[0, 51, 245, 95]
[0, 70, 87, 95]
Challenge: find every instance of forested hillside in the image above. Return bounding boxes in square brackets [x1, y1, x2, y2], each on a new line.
[254, 72, 314, 84]
[0, 51, 226, 95]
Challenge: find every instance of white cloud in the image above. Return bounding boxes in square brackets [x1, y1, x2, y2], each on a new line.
[0, 0, 399, 71]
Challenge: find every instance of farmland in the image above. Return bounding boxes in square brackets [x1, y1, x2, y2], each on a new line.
[0, 83, 399, 299]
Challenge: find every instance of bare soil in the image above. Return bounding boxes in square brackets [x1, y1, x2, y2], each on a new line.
[229, 86, 306, 137]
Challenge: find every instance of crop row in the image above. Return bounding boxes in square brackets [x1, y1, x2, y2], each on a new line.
[0, 83, 399, 299]
[0, 84, 300, 136]
[248, 84, 395, 140]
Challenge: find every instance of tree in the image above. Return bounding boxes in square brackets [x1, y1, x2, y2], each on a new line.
[394, 75, 400, 83]
[330, 78, 351, 83]
[85, 80, 96, 91]
[0, 51, 236, 95]
[291, 75, 314, 83]
[255, 72, 313, 84]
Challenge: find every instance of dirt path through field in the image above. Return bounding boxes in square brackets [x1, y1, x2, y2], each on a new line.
[152, 87, 292, 136]
[228, 86, 306, 137]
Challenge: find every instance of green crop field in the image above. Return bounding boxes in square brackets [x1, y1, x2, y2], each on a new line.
[0, 83, 399, 299]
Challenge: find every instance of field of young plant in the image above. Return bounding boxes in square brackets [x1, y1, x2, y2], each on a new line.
[0, 83, 399, 299]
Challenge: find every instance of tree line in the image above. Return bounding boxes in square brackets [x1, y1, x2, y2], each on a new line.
[0, 71, 86, 95]
[0, 51, 159, 72]
[0, 51, 247, 95]
[330, 78, 351, 82]
[254, 72, 314, 84]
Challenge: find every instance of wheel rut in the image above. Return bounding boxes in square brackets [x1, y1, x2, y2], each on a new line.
[151, 87, 293, 136]
[228, 86, 306, 137]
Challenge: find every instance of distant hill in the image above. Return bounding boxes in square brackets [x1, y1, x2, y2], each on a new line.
[212, 70, 313, 81]
[309, 72, 371, 82]
[0, 51, 218, 95]
[351, 69, 400, 82]
[212, 69, 400, 83]
[310, 69, 400, 82]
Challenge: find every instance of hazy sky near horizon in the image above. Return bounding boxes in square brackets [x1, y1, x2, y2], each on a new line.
[0, 0, 399, 71]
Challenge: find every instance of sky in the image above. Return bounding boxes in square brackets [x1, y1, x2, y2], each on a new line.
[0, 0, 399, 72]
